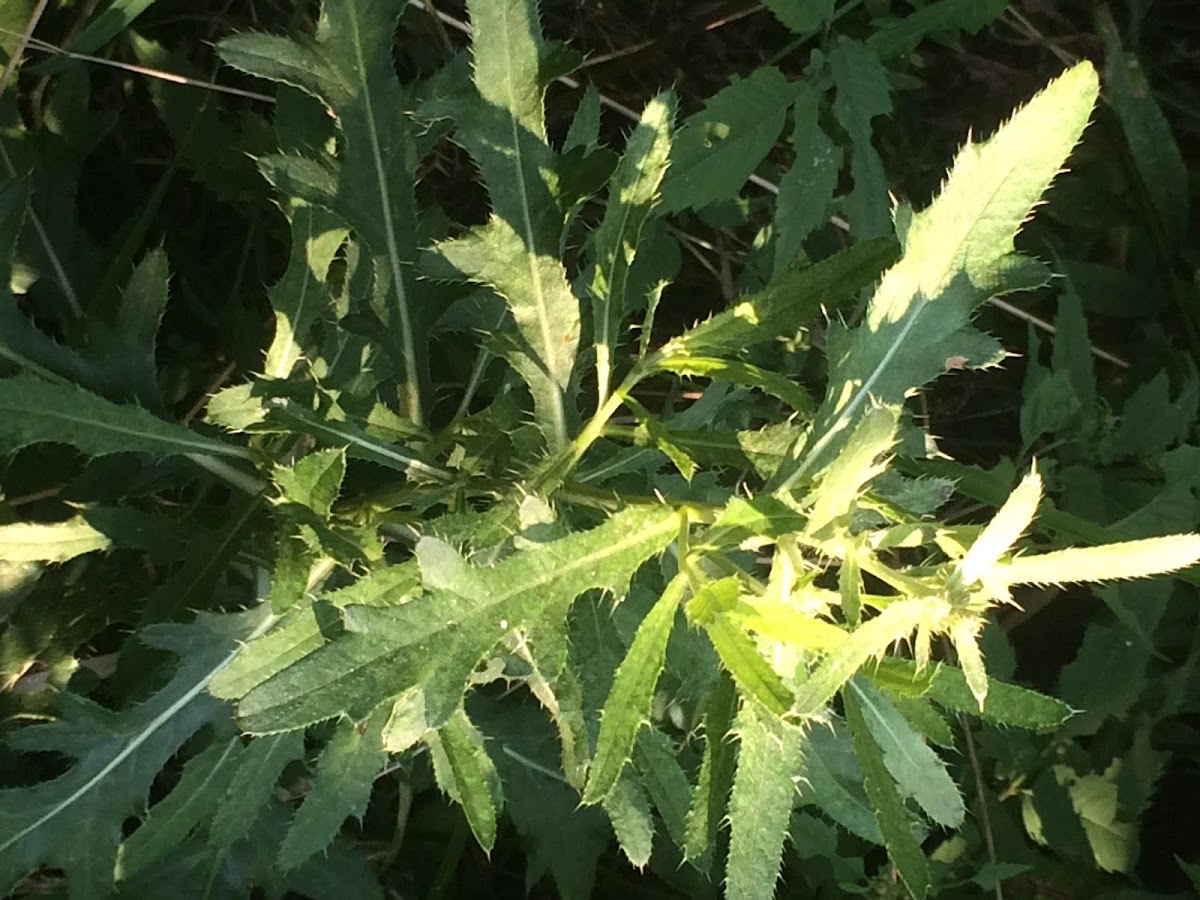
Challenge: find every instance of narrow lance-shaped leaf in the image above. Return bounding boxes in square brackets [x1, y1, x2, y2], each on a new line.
[278, 705, 389, 869]
[684, 671, 738, 860]
[583, 572, 687, 805]
[218, 0, 428, 423]
[235, 506, 677, 733]
[848, 678, 964, 828]
[209, 731, 306, 850]
[0, 372, 253, 462]
[592, 91, 676, 406]
[844, 687, 930, 899]
[778, 62, 1101, 490]
[958, 461, 1041, 585]
[427, 708, 504, 855]
[422, 0, 579, 447]
[996, 534, 1200, 588]
[725, 701, 806, 900]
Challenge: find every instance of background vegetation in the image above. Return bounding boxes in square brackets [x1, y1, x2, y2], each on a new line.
[1, 1, 1198, 898]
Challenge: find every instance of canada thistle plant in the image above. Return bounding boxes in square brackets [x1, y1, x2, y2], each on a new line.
[0, 1, 1197, 898]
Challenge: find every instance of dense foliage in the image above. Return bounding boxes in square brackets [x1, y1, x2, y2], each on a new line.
[2, 1, 1199, 898]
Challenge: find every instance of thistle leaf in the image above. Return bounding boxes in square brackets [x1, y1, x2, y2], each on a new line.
[791, 598, 927, 717]
[218, 0, 427, 422]
[997, 535, 1200, 587]
[422, 0, 580, 447]
[780, 62, 1100, 489]
[278, 704, 390, 869]
[209, 731, 306, 849]
[0, 515, 111, 562]
[592, 92, 676, 404]
[684, 671, 738, 860]
[844, 687, 930, 898]
[0, 373, 251, 462]
[263, 205, 348, 380]
[427, 708, 503, 854]
[235, 506, 676, 733]
[848, 678, 964, 828]
[959, 461, 1042, 585]
[725, 701, 805, 900]
[114, 737, 244, 879]
[652, 236, 896, 366]
[583, 574, 687, 805]
[0, 611, 267, 897]
[603, 772, 655, 869]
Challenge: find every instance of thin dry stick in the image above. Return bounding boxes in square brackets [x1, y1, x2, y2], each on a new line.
[961, 712, 1004, 900]
[0, 0, 52, 97]
[8, 32, 276, 102]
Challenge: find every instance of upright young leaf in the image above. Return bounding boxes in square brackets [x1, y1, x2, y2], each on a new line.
[235, 506, 677, 733]
[592, 92, 676, 406]
[422, 0, 580, 447]
[218, 0, 427, 423]
[778, 62, 1101, 490]
[684, 671, 738, 860]
[725, 701, 805, 900]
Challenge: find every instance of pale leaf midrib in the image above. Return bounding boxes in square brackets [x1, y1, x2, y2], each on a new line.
[347, 4, 421, 425]
[498, 2, 568, 445]
[0, 400, 248, 458]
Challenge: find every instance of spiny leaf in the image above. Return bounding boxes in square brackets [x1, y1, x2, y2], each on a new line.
[209, 731, 306, 849]
[263, 205, 348, 380]
[115, 737, 243, 879]
[427, 708, 503, 854]
[725, 701, 805, 900]
[996, 535, 1200, 587]
[684, 672, 738, 860]
[603, 772, 655, 869]
[583, 573, 687, 805]
[422, 0, 579, 447]
[0, 610, 270, 898]
[959, 461, 1042, 585]
[848, 678, 964, 828]
[279, 705, 389, 869]
[218, 0, 427, 423]
[0, 515, 111, 562]
[592, 91, 676, 405]
[650, 236, 896, 367]
[0, 372, 252, 462]
[779, 62, 1100, 489]
[844, 687, 930, 898]
[633, 728, 693, 851]
[791, 598, 927, 717]
[235, 506, 677, 733]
